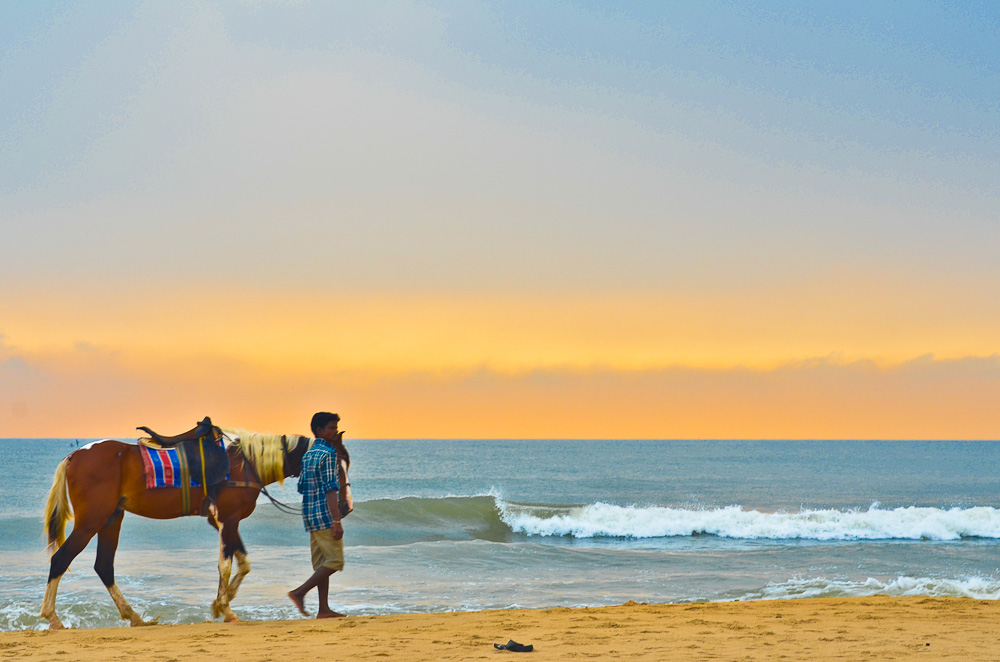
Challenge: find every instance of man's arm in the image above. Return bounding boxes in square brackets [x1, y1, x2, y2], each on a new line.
[325, 489, 343, 540]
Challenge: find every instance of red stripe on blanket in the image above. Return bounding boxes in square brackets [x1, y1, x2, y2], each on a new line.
[158, 449, 174, 485]
[141, 444, 156, 489]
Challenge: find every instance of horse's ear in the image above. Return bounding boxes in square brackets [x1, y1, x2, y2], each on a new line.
[199, 416, 213, 427]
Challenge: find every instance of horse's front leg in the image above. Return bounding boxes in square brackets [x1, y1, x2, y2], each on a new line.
[216, 517, 252, 602]
[210, 521, 244, 622]
[227, 548, 251, 602]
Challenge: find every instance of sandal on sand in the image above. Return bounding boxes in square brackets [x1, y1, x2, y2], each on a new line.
[494, 640, 533, 652]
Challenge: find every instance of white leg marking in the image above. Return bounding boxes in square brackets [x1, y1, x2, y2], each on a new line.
[213, 533, 239, 622]
[41, 577, 65, 630]
[108, 583, 153, 626]
[227, 550, 251, 601]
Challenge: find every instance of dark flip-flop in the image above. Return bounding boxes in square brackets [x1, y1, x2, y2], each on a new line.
[494, 639, 533, 652]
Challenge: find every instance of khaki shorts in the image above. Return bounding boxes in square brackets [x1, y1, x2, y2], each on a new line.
[310, 528, 345, 572]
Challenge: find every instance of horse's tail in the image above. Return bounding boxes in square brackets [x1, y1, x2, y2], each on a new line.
[43, 457, 74, 554]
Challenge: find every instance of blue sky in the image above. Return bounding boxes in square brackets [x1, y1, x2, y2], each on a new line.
[1, 1, 998, 437]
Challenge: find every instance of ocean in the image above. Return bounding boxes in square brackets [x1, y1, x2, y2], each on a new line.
[2, 438, 1000, 631]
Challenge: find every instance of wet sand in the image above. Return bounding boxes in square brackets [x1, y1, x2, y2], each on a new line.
[3, 596, 998, 661]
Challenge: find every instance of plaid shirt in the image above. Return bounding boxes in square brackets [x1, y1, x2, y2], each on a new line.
[297, 438, 340, 532]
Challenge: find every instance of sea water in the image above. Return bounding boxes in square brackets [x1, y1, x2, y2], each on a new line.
[2, 438, 999, 631]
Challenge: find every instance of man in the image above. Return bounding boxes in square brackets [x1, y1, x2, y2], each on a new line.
[288, 412, 347, 618]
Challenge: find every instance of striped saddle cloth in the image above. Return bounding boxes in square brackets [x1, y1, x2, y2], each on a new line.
[139, 439, 226, 489]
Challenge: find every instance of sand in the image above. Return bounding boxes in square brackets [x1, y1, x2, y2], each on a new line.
[3, 597, 999, 661]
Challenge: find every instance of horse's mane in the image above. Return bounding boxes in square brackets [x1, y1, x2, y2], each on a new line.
[222, 428, 307, 486]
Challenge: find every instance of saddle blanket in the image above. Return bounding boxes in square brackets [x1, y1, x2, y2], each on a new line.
[140, 440, 226, 489]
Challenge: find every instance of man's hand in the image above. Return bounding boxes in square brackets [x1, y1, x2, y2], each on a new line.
[326, 489, 343, 539]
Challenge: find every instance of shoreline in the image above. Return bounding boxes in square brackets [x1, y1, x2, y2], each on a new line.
[3, 596, 997, 661]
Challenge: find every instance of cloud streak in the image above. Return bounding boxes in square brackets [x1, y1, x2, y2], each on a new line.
[2, 344, 998, 440]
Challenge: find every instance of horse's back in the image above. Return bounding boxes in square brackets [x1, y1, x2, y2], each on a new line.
[66, 439, 134, 478]
[63, 440, 141, 521]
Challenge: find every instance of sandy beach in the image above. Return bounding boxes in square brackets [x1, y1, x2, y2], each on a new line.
[3, 596, 998, 661]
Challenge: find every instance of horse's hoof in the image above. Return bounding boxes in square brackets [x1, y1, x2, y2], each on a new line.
[224, 613, 241, 623]
[130, 615, 158, 627]
[48, 620, 66, 631]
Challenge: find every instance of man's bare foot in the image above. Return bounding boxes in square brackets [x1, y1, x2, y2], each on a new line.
[288, 591, 308, 617]
[316, 610, 345, 619]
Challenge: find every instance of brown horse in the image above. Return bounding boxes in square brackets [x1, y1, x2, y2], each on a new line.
[41, 420, 310, 629]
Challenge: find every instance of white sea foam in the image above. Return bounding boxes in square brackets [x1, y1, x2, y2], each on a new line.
[738, 575, 1000, 601]
[497, 501, 1000, 540]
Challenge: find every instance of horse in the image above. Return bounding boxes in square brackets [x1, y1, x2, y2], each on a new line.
[41, 419, 311, 629]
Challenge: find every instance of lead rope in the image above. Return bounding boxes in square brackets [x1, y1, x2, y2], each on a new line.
[259, 483, 303, 515]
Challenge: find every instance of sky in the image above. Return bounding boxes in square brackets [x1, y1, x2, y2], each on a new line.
[1, 1, 998, 439]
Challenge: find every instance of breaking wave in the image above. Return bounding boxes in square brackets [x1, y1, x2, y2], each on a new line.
[345, 496, 1000, 542]
[496, 501, 1000, 541]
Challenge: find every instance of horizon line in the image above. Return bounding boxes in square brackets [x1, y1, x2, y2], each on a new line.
[5, 437, 998, 443]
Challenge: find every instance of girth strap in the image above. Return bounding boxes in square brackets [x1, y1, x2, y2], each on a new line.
[177, 445, 192, 515]
[198, 436, 209, 498]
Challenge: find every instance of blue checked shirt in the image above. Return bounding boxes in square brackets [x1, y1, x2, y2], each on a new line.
[297, 439, 340, 532]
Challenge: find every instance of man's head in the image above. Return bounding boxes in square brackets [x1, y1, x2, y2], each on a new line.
[310, 412, 340, 437]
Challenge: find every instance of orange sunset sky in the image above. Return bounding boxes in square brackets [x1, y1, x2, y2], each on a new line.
[2, 2, 999, 439]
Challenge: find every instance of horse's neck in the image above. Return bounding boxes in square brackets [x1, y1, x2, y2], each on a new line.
[228, 446, 267, 486]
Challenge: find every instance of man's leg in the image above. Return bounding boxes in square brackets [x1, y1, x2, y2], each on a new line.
[295, 528, 345, 618]
[316, 572, 344, 618]
[316, 575, 329, 612]
[316, 574, 333, 616]
[288, 567, 334, 616]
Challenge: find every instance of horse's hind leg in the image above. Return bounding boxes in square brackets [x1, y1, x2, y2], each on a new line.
[41, 525, 100, 629]
[95, 501, 156, 627]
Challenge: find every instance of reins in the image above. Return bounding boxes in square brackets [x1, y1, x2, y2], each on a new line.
[259, 483, 303, 515]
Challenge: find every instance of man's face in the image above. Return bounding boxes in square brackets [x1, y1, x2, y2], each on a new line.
[318, 419, 339, 441]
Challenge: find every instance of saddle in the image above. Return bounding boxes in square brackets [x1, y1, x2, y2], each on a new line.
[138, 416, 230, 516]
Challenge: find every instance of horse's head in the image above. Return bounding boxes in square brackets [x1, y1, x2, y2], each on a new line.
[283, 435, 310, 478]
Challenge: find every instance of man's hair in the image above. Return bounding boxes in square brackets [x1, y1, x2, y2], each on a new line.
[310, 411, 340, 436]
